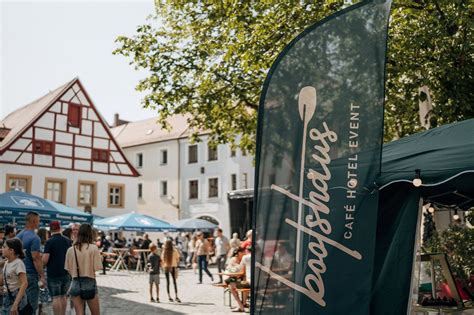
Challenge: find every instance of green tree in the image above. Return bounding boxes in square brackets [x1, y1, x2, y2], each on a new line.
[385, 0, 473, 140]
[114, 0, 473, 151]
[424, 221, 474, 281]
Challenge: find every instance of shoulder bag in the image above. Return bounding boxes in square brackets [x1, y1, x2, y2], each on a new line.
[3, 264, 33, 315]
[73, 246, 96, 300]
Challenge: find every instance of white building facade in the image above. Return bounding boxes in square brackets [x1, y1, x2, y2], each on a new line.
[0, 78, 139, 217]
[111, 115, 189, 222]
[112, 116, 254, 236]
[179, 135, 254, 237]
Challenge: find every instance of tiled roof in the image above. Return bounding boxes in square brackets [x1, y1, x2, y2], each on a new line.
[0, 78, 76, 150]
[111, 114, 193, 148]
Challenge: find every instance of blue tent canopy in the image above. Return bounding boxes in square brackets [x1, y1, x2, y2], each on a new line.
[94, 212, 176, 232]
[0, 191, 92, 226]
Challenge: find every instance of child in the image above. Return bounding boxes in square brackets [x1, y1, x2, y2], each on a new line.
[147, 243, 161, 303]
[0, 238, 29, 315]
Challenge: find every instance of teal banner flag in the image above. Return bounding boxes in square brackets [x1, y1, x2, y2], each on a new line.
[252, 1, 392, 314]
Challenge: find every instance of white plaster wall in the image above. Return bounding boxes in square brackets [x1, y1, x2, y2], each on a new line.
[60, 88, 75, 102]
[35, 113, 55, 129]
[77, 91, 89, 106]
[93, 138, 108, 149]
[117, 164, 133, 175]
[81, 120, 92, 136]
[56, 157, 72, 169]
[56, 144, 73, 157]
[50, 102, 61, 113]
[56, 115, 67, 131]
[0, 151, 20, 162]
[93, 122, 107, 138]
[178, 135, 255, 237]
[122, 140, 180, 222]
[56, 132, 73, 144]
[76, 135, 92, 147]
[10, 139, 31, 151]
[0, 163, 138, 217]
[92, 162, 107, 173]
[17, 153, 32, 164]
[74, 160, 90, 171]
[75, 147, 91, 159]
[35, 128, 54, 141]
[35, 155, 53, 167]
[111, 152, 125, 163]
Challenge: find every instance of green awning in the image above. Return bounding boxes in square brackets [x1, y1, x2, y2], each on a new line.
[379, 119, 474, 188]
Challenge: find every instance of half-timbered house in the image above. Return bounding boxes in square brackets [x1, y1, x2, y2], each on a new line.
[0, 78, 139, 217]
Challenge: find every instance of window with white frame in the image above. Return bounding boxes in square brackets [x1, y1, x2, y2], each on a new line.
[241, 173, 248, 189]
[160, 180, 168, 196]
[230, 174, 237, 191]
[108, 184, 124, 207]
[6, 174, 31, 193]
[78, 182, 96, 206]
[160, 149, 168, 165]
[46, 180, 65, 204]
[136, 153, 143, 168]
[208, 177, 219, 198]
[208, 144, 218, 161]
[9, 178, 28, 192]
[189, 180, 198, 199]
[188, 145, 198, 164]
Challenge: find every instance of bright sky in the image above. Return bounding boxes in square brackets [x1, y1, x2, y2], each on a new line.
[0, 0, 157, 124]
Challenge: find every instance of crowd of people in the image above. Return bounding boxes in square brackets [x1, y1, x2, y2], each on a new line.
[97, 227, 253, 312]
[0, 213, 256, 314]
[0, 212, 102, 315]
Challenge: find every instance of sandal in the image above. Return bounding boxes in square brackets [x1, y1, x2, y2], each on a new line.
[175, 297, 181, 303]
[169, 297, 174, 302]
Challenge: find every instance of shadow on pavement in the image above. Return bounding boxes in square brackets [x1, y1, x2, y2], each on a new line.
[98, 286, 184, 315]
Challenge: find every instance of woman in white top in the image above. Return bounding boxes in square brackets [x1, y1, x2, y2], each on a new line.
[1, 238, 28, 315]
[64, 223, 102, 315]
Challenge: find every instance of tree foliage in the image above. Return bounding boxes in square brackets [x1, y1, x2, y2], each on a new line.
[386, 0, 473, 140]
[114, 0, 473, 152]
[424, 221, 474, 281]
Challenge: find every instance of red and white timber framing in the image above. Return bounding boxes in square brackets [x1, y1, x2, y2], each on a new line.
[0, 79, 139, 177]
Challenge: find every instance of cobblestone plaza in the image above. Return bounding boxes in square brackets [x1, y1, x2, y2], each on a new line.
[44, 266, 236, 315]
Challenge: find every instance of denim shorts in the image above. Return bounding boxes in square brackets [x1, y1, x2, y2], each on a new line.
[68, 277, 98, 298]
[2, 288, 28, 315]
[48, 275, 71, 297]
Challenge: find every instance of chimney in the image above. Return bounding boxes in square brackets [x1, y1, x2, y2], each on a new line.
[114, 113, 120, 127]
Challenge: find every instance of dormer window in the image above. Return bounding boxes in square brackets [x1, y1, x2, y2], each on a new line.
[33, 140, 53, 155]
[92, 149, 109, 162]
[68, 103, 82, 127]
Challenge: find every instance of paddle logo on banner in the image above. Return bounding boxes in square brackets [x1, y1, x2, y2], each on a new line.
[252, 1, 392, 314]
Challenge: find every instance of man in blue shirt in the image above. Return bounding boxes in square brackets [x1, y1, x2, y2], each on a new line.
[17, 211, 46, 313]
[43, 220, 72, 315]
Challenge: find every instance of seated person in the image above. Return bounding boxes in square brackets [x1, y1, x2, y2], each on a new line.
[224, 247, 245, 284]
[228, 246, 252, 313]
[126, 246, 139, 269]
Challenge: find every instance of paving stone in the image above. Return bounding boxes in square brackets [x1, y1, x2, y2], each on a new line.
[43, 266, 240, 314]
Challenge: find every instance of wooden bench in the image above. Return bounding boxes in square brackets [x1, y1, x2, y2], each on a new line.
[212, 283, 232, 306]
